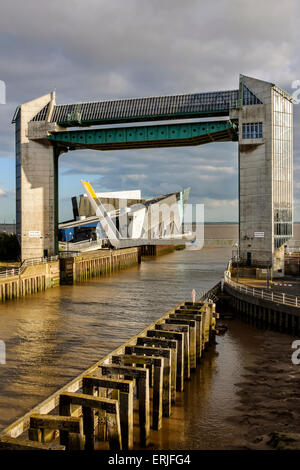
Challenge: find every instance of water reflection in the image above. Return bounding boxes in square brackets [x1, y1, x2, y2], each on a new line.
[0, 248, 230, 436]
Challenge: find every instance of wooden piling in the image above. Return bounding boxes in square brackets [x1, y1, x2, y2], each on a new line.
[59, 392, 122, 450]
[29, 414, 84, 450]
[155, 323, 190, 380]
[173, 311, 202, 362]
[83, 375, 134, 450]
[147, 330, 184, 392]
[0, 436, 65, 450]
[100, 364, 150, 447]
[165, 318, 196, 370]
[112, 355, 164, 431]
[125, 345, 172, 417]
[0, 291, 221, 452]
[137, 337, 177, 403]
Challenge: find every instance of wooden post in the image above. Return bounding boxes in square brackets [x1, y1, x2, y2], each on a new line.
[147, 330, 184, 392]
[112, 355, 164, 431]
[59, 393, 72, 448]
[100, 365, 150, 447]
[155, 323, 190, 380]
[0, 436, 65, 450]
[98, 387, 107, 442]
[29, 414, 84, 450]
[59, 392, 122, 450]
[125, 345, 172, 417]
[137, 336, 177, 404]
[175, 308, 203, 362]
[152, 359, 163, 429]
[107, 405, 121, 450]
[200, 305, 210, 349]
[119, 387, 133, 450]
[173, 311, 202, 362]
[82, 376, 96, 450]
[83, 375, 134, 450]
[166, 318, 196, 370]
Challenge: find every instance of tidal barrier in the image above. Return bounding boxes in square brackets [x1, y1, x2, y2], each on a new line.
[0, 283, 220, 450]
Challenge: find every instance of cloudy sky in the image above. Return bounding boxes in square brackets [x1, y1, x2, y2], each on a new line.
[0, 0, 299, 223]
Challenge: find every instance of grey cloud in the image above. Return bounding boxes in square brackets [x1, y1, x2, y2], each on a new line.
[0, 0, 299, 222]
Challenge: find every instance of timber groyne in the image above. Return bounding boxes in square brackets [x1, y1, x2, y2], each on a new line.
[0, 283, 219, 450]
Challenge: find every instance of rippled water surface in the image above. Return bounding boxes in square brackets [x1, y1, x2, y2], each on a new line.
[0, 247, 295, 449]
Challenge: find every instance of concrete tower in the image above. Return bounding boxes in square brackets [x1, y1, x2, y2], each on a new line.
[14, 92, 64, 260]
[230, 75, 293, 275]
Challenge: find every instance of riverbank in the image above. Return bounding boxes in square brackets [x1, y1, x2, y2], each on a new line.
[0, 247, 299, 449]
[227, 325, 300, 450]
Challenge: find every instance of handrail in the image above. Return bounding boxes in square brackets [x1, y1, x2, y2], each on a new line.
[0, 256, 59, 279]
[224, 272, 299, 308]
[58, 251, 82, 258]
[285, 247, 300, 253]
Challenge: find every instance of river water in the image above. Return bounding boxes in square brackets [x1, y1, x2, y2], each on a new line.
[0, 247, 298, 449]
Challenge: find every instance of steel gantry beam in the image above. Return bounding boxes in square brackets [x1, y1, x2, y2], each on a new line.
[47, 120, 238, 151]
[33, 89, 239, 127]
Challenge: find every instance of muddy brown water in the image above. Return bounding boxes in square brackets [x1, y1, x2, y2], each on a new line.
[0, 246, 299, 449]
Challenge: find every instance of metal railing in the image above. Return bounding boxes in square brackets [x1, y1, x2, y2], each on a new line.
[224, 271, 300, 308]
[285, 247, 300, 253]
[0, 256, 59, 279]
[58, 251, 82, 258]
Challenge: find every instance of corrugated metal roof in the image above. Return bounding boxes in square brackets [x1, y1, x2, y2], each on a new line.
[31, 90, 239, 125]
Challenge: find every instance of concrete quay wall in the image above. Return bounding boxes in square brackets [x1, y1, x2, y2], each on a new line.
[0, 248, 140, 300]
[224, 284, 300, 335]
[60, 247, 140, 284]
[0, 261, 60, 301]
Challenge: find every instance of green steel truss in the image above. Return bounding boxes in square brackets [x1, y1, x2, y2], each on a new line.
[48, 120, 237, 151]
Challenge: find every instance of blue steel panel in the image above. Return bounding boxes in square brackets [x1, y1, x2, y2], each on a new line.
[48, 120, 236, 149]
